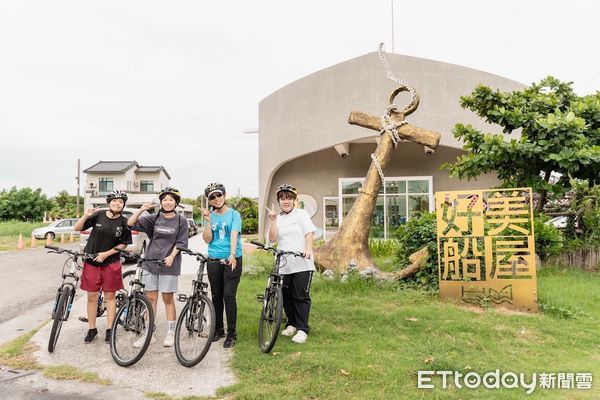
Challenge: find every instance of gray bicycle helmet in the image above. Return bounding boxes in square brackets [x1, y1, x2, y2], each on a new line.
[106, 190, 128, 205]
[205, 182, 226, 197]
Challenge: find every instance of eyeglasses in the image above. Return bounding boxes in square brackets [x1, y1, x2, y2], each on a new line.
[209, 192, 223, 201]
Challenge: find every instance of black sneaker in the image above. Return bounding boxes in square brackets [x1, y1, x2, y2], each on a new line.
[223, 331, 237, 348]
[84, 328, 98, 344]
[212, 329, 226, 342]
[105, 329, 111, 343]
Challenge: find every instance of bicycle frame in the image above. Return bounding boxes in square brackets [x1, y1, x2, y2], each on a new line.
[47, 245, 94, 321]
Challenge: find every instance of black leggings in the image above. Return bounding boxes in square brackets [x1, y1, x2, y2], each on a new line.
[282, 271, 313, 334]
[207, 257, 242, 334]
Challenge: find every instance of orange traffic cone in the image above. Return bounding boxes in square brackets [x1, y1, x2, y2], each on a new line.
[46, 235, 53, 246]
[60, 234, 65, 244]
[30, 234, 37, 248]
[69, 232, 74, 243]
[17, 234, 25, 250]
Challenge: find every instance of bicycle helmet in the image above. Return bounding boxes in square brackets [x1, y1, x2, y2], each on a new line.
[276, 184, 298, 199]
[205, 182, 226, 197]
[159, 187, 181, 204]
[106, 190, 128, 205]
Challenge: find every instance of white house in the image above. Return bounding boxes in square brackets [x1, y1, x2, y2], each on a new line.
[83, 160, 193, 217]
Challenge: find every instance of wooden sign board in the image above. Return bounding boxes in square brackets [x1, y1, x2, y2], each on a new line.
[435, 188, 537, 312]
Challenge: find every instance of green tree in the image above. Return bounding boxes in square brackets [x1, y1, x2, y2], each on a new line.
[49, 190, 83, 218]
[181, 196, 206, 222]
[227, 196, 258, 234]
[443, 76, 600, 210]
[0, 186, 53, 221]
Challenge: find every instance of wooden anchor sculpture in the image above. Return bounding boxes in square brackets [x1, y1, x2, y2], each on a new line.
[314, 44, 442, 273]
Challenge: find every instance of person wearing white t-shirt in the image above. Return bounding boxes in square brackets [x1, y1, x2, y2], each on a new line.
[267, 184, 316, 344]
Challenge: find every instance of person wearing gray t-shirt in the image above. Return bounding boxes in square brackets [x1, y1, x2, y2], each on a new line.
[127, 187, 189, 348]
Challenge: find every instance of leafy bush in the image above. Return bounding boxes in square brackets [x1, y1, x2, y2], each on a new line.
[566, 180, 600, 245]
[393, 212, 438, 290]
[534, 214, 563, 260]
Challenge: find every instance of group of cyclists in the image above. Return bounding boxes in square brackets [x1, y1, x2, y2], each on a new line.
[73, 181, 316, 351]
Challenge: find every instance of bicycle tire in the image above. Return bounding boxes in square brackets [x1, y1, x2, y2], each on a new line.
[48, 285, 71, 353]
[121, 269, 136, 288]
[174, 294, 216, 367]
[110, 293, 155, 367]
[257, 285, 283, 353]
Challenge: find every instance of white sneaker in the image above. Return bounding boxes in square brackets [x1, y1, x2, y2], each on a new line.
[163, 330, 175, 347]
[281, 325, 297, 337]
[133, 333, 156, 348]
[291, 330, 307, 344]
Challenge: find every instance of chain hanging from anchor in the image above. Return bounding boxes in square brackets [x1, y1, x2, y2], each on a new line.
[370, 43, 419, 183]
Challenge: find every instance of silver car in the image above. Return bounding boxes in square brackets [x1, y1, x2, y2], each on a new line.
[79, 208, 151, 260]
[32, 219, 80, 240]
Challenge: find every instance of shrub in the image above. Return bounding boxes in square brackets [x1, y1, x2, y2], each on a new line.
[534, 214, 563, 260]
[393, 212, 438, 290]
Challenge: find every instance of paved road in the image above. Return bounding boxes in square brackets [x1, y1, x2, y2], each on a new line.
[0, 234, 236, 399]
[0, 243, 82, 323]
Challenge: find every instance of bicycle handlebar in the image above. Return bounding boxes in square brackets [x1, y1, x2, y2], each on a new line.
[177, 247, 221, 263]
[250, 241, 304, 258]
[45, 245, 96, 259]
[112, 247, 164, 265]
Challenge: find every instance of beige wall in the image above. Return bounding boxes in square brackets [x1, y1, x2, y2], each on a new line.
[265, 142, 499, 233]
[258, 52, 525, 236]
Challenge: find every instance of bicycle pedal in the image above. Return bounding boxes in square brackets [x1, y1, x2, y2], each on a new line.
[255, 294, 265, 302]
[78, 316, 89, 323]
[177, 294, 188, 302]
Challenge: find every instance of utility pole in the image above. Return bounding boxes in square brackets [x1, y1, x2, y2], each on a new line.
[76, 159, 81, 217]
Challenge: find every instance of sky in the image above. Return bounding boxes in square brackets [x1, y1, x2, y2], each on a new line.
[1, 0, 598, 199]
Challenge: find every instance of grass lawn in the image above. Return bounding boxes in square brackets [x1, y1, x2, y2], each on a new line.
[219, 263, 600, 399]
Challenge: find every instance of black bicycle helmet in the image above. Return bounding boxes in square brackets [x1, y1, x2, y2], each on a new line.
[159, 187, 181, 204]
[276, 184, 298, 198]
[205, 182, 226, 197]
[106, 190, 128, 205]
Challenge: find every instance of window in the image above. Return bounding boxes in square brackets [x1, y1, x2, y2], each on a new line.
[140, 180, 154, 192]
[338, 176, 433, 239]
[99, 178, 114, 195]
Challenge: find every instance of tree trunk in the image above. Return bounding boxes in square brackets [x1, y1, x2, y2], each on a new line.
[314, 132, 395, 273]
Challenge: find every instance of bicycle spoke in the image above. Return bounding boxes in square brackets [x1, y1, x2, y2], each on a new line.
[175, 294, 215, 367]
[111, 295, 154, 367]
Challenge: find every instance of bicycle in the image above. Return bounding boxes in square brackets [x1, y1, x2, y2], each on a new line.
[251, 241, 303, 353]
[78, 268, 135, 323]
[46, 245, 96, 353]
[175, 247, 219, 367]
[109, 248, 163, 367]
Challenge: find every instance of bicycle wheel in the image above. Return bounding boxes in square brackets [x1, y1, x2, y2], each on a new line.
[110, 293, 155, 367]
[257, 285, 283, 353]
[48, 286, 71, 353]
[174, 294, 216, 367]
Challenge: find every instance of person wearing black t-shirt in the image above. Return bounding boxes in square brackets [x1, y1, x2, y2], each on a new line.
[73, 190, 132, 344]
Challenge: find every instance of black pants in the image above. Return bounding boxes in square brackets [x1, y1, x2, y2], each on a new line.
[207, 257, 242, 334]
[282, 271, 313, 334]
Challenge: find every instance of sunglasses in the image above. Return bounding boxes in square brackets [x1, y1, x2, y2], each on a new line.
[209, 192, 223, 201]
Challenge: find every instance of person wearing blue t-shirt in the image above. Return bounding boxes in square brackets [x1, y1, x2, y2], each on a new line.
[201, 182, 243, 348]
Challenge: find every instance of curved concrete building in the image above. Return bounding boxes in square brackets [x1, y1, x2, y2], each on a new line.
[258, 52, 524, 239]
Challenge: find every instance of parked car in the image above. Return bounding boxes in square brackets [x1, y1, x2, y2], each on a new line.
[32, 218, 80, 240]
[79, 208, 151, 260]
[187, 218, 198, 237]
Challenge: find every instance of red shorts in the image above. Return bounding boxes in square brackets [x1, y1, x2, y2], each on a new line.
[80, 261, 124, 292]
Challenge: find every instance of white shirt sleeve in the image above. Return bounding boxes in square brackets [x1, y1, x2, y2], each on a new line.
[297, 209, 316, 236]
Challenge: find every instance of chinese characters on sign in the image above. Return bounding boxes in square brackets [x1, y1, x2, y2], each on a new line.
[435, 188, 537, 311]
